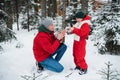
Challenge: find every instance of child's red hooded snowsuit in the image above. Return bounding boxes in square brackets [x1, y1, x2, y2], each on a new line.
[72, 15, 91, 69]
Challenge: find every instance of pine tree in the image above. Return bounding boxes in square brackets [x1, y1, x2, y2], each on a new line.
[20, 0, 41, 31]
[0, 10, 16, 42]
[98, 61, 120, 80]
[91, 1, 120, 55]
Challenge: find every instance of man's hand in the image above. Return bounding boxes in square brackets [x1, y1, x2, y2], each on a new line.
[56, 29, 66, 40]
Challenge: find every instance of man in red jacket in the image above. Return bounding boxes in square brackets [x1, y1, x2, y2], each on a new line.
[33, 17, 67, 73]
[68, 12, 91, 75]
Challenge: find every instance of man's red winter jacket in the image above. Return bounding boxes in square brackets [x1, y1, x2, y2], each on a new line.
[33, 32, 60, 62]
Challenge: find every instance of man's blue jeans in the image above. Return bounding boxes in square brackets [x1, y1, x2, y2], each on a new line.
[39, 43, 67, 72]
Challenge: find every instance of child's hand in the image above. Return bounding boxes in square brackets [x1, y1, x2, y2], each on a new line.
[67, 27, 74, 33]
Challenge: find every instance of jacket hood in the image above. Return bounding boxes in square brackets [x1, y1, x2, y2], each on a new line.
[83, 15, 91, 21]
[38, 24, 52, 33]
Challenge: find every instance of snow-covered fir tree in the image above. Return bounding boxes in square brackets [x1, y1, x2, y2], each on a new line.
[0, 10, 16, 43]
[20, 0, 41, 30]
[98, 61, 120, 80]
[90, 1, 120, 55]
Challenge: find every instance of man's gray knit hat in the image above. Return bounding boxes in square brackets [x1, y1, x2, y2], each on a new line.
[41, 17, 53, 28]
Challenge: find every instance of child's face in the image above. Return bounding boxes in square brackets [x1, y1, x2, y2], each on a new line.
[76, 18, 83, 22]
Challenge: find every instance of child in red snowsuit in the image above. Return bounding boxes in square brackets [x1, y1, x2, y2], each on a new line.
[68, 12, 91, 75]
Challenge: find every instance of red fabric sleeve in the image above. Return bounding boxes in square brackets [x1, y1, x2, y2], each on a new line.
[73, 23, 90, 39]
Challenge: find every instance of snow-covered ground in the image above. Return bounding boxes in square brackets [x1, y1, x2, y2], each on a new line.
[0, 26, 120, 80]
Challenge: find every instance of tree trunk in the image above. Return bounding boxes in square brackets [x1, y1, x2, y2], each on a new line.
[62, 0, 67, 42]
[4, 1, 13, 30]
[47, 0, 57, 18]
[66, 0, 69, 6]
[80, 0, 88, 14]
[41, 0, 46, 18]
[34, 0, 39, 13]
[26, 0, 30, 31]
[62, 0, 66, 29]
[52, 0, 57, 18]
[14, 0, 19, 30]
[47, 0, 52, 17]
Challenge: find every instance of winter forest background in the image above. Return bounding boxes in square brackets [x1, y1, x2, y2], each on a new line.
[0, 0, 120, 80]
[0, 0, 120, 55]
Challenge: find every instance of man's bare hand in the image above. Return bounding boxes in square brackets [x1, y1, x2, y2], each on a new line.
[56, 29, 66, 40]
